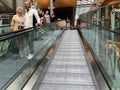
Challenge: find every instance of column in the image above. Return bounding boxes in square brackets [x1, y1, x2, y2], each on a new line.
[50, 0, 54, 16]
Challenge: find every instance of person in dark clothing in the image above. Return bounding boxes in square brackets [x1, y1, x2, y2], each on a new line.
[40, 11, 45, 25]
[51, 11, 56, 22]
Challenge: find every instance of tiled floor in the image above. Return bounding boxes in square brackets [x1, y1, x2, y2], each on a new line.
[33, 30, 99, 90]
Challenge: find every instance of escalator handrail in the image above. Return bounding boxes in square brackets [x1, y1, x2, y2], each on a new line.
[0, 24, 11, 28]
[0, 20, 65, 41]
[0, 20, 64, 37]
[81, 20, 120, 35]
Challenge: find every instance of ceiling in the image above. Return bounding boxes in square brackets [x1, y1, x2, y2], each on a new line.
[38, 0, 77, 8]
[76, 0, 95, 15]
[37, 0, 104, 15]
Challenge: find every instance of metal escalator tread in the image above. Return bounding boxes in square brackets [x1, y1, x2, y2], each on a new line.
[33, 30, 99, 90]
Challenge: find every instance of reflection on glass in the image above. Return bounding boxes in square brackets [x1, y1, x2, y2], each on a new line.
[0, 22, 65, 90]
[79, 2, 120, 89]
[81, 24, 120, 89]
[79, 2, 120, 30]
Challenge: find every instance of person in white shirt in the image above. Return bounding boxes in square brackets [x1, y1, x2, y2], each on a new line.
[44, 10, 50, 24]
[24, 1, 40, 59]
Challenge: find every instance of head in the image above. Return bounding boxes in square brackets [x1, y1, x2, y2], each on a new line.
[45, 10, 49, 15]
[24, 1, 31, 10]
[16, 7, 23, 15]
[42, 11, 44, 15]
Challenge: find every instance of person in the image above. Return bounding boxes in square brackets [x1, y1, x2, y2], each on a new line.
[70, 24, 74, 30]
[40, 11, 45, 25]
[38, 9, 45, 25]
[50, 11, 56, 22]
[44, 10, 50, 24]
[11, 7, 25, 58]
[66, 17, 70, 30]
[24, 1, 40, 59]
[76, 19, 81, 30]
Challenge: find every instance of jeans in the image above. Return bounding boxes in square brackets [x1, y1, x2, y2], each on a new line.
[25, 32, 34, 55]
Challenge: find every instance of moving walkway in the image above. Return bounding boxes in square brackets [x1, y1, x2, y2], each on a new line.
[31, 30, 100, 90]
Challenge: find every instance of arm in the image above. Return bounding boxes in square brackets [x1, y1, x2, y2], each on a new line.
[11, 15, 15, 32]
[48, 15, 50, 23]
[33, 9, 40, 24]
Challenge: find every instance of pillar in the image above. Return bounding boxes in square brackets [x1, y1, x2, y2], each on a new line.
[50, 0, 54, 16]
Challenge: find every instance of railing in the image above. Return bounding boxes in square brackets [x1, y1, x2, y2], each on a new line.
[0, 24, 11, 35]
[79, 1, 120, 90]
[0, 14, 12, 35]
[0, 21, 66, 90]
[79, 17, 120, 90]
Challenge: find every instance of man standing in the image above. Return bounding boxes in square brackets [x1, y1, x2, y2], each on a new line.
[24, 1, 40, 59]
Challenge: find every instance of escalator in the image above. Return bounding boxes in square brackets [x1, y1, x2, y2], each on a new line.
[0, 18, 110, 89]
[0, 0, 15, 14]
[0, 0, 15, 34]
[24, 30, 100, 90]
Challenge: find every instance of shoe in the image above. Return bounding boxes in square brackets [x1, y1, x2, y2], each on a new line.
[27, 53, 34, 59]
[20, 54, 24, 58]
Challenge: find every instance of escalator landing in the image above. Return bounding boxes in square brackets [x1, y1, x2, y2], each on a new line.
[32, 30, 99, 90]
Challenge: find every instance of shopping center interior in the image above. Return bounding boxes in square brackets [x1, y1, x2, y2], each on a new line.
[0, 0, 120, 90]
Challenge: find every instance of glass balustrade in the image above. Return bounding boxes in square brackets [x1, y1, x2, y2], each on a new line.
[0, 21, 65, 90]
[81, 25, 120, 90]
[79, 1, 120, 90]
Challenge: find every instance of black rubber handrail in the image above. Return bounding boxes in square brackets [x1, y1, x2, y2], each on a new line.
[0, 24, 11, 28]
[0, 20, 64, 37]
[0, 20, 65, 41]
[80, 20, 120, 35]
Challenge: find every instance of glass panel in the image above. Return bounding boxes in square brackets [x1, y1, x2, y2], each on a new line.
[113, 2, 120, 30]
[101, 7, 106, 27]
[0, 21, 65, 90]
[81, 20, 120, 90]
[107, 5, 112, 28]
[79, 2, 120, 90]
[79, 2, 120, 30]
[0, 15, 12, 34]
[0, 26, 11, 34]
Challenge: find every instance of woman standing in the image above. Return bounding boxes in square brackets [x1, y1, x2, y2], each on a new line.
[11, 7, 25, 58]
